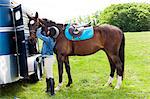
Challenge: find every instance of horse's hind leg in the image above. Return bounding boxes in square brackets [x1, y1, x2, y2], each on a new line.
[104, 55, 116, 87]
[110, 55, 123, 89]
[64, 56, 72, 87]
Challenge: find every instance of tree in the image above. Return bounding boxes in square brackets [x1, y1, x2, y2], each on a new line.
[99, 3, 150, 32]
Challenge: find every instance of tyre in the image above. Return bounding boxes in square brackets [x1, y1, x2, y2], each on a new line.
[30, 60, 43, 83]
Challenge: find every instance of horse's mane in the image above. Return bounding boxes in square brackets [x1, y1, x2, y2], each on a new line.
[42, 18, 56, 27]
[41, 18, 67, 32]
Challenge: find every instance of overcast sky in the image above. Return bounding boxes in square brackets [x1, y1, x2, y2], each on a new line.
[14, 0, 149, 22]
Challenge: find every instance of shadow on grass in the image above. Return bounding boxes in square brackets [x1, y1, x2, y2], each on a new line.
[54, 85, 150, 99]
[0, 78, 38, 98]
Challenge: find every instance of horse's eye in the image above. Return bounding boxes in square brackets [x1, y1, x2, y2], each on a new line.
[30, 20, 35, 25]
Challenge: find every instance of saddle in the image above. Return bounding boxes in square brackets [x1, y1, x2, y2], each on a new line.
[65, 24, 94, 41]
[68, 24, 89, 37]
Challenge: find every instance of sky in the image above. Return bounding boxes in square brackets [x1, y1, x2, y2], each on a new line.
[14, 0, 149, 23]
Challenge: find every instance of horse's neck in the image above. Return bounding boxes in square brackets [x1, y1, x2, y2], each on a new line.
[55, 31, 65, 43]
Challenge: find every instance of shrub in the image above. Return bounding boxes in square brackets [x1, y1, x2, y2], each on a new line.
[99, 3, 150, 32]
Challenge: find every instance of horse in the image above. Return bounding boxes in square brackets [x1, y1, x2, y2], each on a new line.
[27, 12, 125, 90]
[27, 36, 38, 55]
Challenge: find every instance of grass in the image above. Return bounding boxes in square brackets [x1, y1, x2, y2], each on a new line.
[0, 32, 150, 99]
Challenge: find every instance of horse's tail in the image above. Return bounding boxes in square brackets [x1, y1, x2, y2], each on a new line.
[119, 33, 125, 80]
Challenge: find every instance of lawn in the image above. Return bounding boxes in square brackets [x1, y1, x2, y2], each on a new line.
[0, 32, 150, 99]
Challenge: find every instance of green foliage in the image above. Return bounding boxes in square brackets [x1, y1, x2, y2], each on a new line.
[69, 10, 101, 26]
[99, 3, 150, 32]
[0, 32, 150, 98]
[69, 3, 150, 32]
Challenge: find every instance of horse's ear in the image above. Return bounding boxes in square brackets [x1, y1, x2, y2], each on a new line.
[26, 13, 31, 19]
[35, 12, 38, 18]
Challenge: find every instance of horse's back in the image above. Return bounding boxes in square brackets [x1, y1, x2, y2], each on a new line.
[98, 24, 123, 34]
[95, 24, 123, 39]
[94, 24, 124, 52]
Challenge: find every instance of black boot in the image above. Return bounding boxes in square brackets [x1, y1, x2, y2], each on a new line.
[46, 78, 50, 93]
[46, 78, 55, 96]
[49, 78, 55, 96]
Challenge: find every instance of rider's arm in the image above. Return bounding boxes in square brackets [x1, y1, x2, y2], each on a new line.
[36, 28, 50, 42]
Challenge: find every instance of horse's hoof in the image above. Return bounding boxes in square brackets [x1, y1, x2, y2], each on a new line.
[55, 82, 63, 91]
[66, 81, 72, 87]
[104, 83, 112, 87]
[114, 86, 120, 89]
[66, 84, 70, 87]
[55, 86, 60, 91]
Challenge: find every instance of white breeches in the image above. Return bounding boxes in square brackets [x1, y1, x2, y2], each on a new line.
[44, 55, 55, 79]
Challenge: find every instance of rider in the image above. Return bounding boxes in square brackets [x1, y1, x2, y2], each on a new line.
[36, 27, 55, 96]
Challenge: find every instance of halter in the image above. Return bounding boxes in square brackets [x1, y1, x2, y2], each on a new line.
[37, 18, 45, 28]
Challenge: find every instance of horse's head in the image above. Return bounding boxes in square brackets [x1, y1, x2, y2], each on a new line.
[27, 12, 67, 42]
[27, 12, 43, 39]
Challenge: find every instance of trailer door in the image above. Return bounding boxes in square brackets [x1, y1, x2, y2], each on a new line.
[13, 5, 28, 77]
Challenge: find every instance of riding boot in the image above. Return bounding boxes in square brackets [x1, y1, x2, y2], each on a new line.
[49, 78, 55, 96]
[46, 78, 55, 96]
[46, 78, 50, 92]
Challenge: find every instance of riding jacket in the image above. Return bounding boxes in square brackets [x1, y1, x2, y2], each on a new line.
[36, 28, 55, 55]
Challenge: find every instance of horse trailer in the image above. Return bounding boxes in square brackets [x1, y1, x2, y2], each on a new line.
[0, 0, 44, 85]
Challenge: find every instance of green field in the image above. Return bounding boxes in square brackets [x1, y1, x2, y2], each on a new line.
[0, 32, 150, 99]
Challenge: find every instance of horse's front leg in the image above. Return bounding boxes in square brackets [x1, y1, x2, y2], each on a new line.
[64, 56, 72, 87]
[55, 55, 64, 91]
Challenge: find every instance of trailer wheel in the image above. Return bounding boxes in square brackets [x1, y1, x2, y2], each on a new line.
[31, 61, 43, 83]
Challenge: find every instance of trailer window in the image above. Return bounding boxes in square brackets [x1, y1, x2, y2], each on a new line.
[15, 11, 21, 21]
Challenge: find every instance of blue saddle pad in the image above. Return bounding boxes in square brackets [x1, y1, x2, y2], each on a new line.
[65, 24, 94, 41]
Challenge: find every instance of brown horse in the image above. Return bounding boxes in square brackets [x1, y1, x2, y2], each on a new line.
[27, 12, 125, 90]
